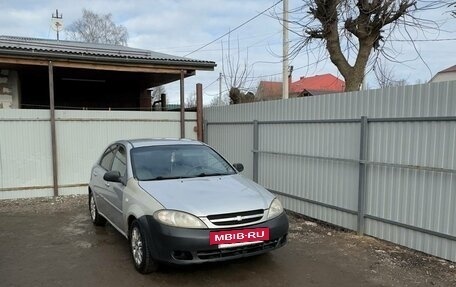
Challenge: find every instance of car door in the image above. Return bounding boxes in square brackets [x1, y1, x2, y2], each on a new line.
[104, 145, 127, 230]
[92, 144, 117, 218]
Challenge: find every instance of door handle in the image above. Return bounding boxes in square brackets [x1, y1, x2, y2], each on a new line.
[105, 182, 110, 187]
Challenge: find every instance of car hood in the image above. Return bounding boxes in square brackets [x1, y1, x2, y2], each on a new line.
[138, 174, 275, 217]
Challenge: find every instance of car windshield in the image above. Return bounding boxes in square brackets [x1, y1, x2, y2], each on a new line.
[130, 144, 236, 181]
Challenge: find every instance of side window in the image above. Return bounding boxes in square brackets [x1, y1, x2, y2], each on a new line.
[100, 145, 116, 170]
[111, 146, 127, 178]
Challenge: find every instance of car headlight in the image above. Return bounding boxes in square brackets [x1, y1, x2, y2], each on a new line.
[153, 210, 207, 228]
[267, 198, 284, 219]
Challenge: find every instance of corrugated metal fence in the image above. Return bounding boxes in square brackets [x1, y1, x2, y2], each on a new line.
[0, 109, 197, 199]
[204, 81, 456, 262]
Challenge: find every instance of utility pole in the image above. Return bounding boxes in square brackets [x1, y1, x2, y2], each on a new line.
[282, 0, 289, 99]
[219, 72, 222, 105]
[51, 9, 63, 40]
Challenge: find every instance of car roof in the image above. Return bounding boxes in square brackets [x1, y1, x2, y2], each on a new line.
[116, 138, 203, 148]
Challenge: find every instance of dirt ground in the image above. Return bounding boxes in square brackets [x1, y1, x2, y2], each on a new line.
[0, 195, 455, 287]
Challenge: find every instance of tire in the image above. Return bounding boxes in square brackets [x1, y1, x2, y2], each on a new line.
[129, 220, 159, 274]
[89, 192, 106, 226]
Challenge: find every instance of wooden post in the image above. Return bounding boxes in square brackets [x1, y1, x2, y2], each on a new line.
[160, 93, 167, 111]
[196, 83, 203, 141]
[48, 61, 59, 197]
[180, 70, 185, 138]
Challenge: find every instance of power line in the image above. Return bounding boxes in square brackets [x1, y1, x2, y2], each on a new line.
[389, 38, 456, 42]
[184, 0, 283, 57]
[165, 35, 287, 54]
[204, 77, 220, 89]
[204, 89, 230, 97]
[151, 31, 281, 52]
[233, 53, 334, 80]
[228, 34, 456, 80]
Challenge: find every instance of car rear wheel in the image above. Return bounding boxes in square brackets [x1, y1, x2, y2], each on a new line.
[89, 192, 106, 226]
[129, 220, 158, 274]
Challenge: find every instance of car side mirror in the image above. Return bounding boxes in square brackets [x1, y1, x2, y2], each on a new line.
[103, 170, 122, 183]
[232, 163, 244, 172]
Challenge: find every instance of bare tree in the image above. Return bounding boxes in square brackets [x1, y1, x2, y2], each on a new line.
[150, 85, 166, 110]
[208, 95, 230, 106]
[282, 1, 446, 91]
[375, 60, 407, 88]
[185, 92, 197, 109]
[449, 2, 456, 16]
[221, 36, 255, 104]
[151, 85, 166, 103]
[67, 9, 128, 45]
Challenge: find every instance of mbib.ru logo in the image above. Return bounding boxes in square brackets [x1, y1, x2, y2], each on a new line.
[210, 228, 269, 245]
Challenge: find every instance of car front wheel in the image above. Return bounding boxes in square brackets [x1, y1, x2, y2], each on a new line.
[129, 220, 158, 274]
[89, 192, 106, 226]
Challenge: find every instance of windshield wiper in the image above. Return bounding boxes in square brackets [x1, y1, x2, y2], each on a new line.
[145, 175, 191, 181]
[195, 172, 230, 177]
[142, 173, 233, 181]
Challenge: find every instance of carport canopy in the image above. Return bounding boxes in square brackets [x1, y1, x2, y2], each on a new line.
[0, 35, 216, 110]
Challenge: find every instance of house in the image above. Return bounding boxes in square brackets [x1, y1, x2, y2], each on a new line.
[292, 74, 345, 94]
[0, 36, 215, 110]
[429, 65, 456, 83]
[256, 73, 345, 100]
[255, 80, 284, 100]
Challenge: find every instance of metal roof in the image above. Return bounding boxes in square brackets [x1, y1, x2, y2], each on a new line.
[0, 35, 216, 68]
[438, 64, 456, 74]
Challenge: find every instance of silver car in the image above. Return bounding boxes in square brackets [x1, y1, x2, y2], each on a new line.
[88, 139, 288, 273]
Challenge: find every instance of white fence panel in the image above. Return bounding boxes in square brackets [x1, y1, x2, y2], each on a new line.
[0, 109, 197, 199]
[0, 110, 53, 198]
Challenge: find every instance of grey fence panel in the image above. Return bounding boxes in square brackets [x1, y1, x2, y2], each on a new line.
[365, 120, 456, 261]
[256, 122, 360, 229]
[206, 123, 254, 180]
[258, 123, 360, 159]
[204, 81, 456, 122]
[365, 168, 456, 261]
[204, 81, 456, 262]
[260, 154, 359, 230]
[368, 121, 456, 169]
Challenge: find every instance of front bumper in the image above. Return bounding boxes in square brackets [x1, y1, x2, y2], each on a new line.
[138, 212, 289, 265]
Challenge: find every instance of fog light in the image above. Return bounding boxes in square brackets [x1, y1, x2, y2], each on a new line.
[172, 250, 193, 260]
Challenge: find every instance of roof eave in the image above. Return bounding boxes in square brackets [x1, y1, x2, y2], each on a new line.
[0, 48, 216, 71]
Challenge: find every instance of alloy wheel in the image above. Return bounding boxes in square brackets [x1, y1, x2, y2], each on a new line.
[131, 227, 143, 266]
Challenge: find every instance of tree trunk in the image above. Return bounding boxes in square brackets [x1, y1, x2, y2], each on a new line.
[341, 38, 373, 92]
[344, 71, 364, 91]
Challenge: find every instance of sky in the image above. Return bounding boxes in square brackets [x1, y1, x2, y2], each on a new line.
[1, 0, 455, 104]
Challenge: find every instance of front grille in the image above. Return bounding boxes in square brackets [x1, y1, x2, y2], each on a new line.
[207, 209, 264, 226]
[196, 235, 287, 260]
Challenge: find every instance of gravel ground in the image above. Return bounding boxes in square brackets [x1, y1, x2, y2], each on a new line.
[287, 214, 456, 286]
[1, 195, 455, 287]
[0, 195, 88, 215]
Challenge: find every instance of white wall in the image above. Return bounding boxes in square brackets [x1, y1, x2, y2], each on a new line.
[430, 72, 456, 83]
